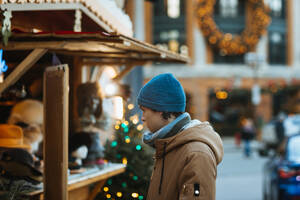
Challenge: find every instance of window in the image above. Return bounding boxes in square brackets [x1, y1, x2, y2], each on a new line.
[213, 0, 246, 64]
[268, 32, 286, 65]
[265, 0, 285, 18]
[167, 0, 181, 18]
[267, 0, 286, 65]
[219, 0, 239, 18]
[152, 0, 187, 55]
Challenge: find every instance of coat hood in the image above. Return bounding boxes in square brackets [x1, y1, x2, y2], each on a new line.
[154, 120, 224, 165]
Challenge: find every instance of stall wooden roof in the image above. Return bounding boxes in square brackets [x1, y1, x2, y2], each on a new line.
[0, 31, 190, 64]
[0, 31, 190, 94]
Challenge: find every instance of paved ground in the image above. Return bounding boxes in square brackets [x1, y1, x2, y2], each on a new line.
[216, 138, 268, 200]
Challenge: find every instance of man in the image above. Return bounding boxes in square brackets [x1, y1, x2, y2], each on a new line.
[137, 73, 224, 200]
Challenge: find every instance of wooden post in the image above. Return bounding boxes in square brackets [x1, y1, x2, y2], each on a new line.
[44, 65, 69, 200]
[71, 57, 82, 132]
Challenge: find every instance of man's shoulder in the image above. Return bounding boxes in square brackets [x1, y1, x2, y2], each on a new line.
[177, 139, 212, 155]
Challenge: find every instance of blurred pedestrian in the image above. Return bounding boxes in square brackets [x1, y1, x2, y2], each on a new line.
[137, 73, 224, 200]
[275, 112, 286, 149]
[240, 117, 256, 157]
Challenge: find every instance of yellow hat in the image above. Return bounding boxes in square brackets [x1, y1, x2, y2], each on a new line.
[0, 124, 31, 149]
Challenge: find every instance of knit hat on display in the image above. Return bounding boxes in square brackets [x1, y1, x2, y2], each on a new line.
[137, 73, 186, 112]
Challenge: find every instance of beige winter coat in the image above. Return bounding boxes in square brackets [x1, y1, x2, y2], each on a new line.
[146, 121, 224, 200]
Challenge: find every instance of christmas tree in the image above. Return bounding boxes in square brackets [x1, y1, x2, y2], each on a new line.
[96, 115, 154, 200]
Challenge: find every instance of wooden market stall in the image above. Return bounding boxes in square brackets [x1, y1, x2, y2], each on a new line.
[0, 1, 189, 199]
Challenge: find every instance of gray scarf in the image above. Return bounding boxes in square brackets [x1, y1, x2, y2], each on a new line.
[143, 112, 191, 148]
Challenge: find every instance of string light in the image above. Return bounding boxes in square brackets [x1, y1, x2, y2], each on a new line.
[125, 138, 131, 143]
[124, 127, 129, 133]
[106, 194, 111, 198]
[103, 187, 109, 192]
[137, 124, 143, 131]
[132, 118, 139, 124]
[132, 193, 139, 198]
[122, 182, 127, 188]
[138, 196, 144, 200]
[133, 176, 138, 181]
[125, 136, 131, 143]
[130, 115, 139, 124]
[216, 91, 228, 99]
[136, 145, 142, 151]
[115, 125, 120, 130]
[128, 104, 134, 110]
[111, 141, 118, 147]
[122, 157, 128, 165]
[116, 192, 122, 197]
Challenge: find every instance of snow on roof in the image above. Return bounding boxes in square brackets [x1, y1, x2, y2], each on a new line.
[0, 0, 133, 37]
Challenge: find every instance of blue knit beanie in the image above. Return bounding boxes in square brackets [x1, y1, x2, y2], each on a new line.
[137, 73, 186, 112]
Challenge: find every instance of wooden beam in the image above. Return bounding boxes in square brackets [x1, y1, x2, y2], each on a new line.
[113, 64, 136, 81]
[0, 48, 47, 95]
[88, 180, 106, 200]
[44, 65, 69, 200]
[52, 50, 156, 59]
[72, 57, 82, 132]
[80, 58, 147, 66]
[0, 41, 120, 52]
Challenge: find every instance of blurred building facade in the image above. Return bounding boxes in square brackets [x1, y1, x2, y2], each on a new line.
[129, 0, 300, 136]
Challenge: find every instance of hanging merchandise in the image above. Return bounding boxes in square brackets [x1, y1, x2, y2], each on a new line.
[196, 0, 271, 55]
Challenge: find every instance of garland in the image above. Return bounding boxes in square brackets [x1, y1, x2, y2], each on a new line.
[197, 0, 271, 55]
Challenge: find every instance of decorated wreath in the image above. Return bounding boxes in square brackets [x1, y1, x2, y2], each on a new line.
[197, 0, 271, 55]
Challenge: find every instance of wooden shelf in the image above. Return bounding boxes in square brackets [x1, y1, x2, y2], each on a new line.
[26, 163, 126, 200]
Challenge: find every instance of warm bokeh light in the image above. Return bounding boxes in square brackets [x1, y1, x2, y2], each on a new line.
[216, 91, 228, 100]
[104, 83, 118, 97]
[132, 193, 139, 198]
[125, 138, 131, 143]
[117, 192, 123, 197]
[122, 157, 128, 165]
[137, 124, 143, 131]
[128, 104, 134, 110]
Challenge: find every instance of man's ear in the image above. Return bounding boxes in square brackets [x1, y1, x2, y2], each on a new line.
[159, 112, 166, 120]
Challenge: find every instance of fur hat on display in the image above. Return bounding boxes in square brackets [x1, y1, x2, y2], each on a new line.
[7, 99, 43, 154]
